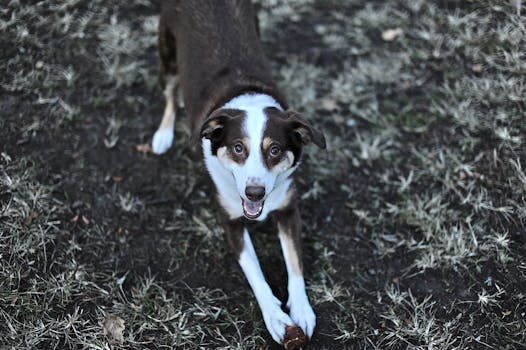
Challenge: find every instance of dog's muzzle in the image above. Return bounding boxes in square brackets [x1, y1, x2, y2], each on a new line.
[243, 186, 265, 219]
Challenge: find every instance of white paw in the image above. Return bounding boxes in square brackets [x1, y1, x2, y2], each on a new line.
[287, 294, 316, 339]
[261, 297, 294, 344]
[152, 128, 174, 155]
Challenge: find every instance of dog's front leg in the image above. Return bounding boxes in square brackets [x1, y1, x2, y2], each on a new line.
[152, 74, 177, 154]
[152, 15, 178, 155]
[224, 220, 294, 343]
[276, 205, 316, 338]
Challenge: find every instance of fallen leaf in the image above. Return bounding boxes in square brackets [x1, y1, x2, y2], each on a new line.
[70, 214, 79, 223]
[471, 63, 483, 73]
[135, 143, 152, 154]
[102, 315, 125, 345]
[24, 211, 39, 226]
[320, 98, 339, 111]
[382, 27, 403, 41]
[81, 215, 90, 225]
[502, 310, 512, 317]
[112, 176, 124, 182]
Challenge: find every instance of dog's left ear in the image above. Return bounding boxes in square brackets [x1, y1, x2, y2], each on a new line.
[286, 110, 326, 149]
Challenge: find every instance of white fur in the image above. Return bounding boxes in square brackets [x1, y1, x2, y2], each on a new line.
[239, 229, 293, 343]
[203, 139, 244, 218]
[152, 128, 174, 154]
[152, 75, 177, 154]
[280, 231, 317, 338]
[202, 93, 296, 221]
[224, 94, 280, 197]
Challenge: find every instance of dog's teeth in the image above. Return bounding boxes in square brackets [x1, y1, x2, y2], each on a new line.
[242, 199, 264, 218]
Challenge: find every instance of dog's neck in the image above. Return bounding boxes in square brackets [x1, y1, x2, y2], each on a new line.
[221, 93, 284, 112]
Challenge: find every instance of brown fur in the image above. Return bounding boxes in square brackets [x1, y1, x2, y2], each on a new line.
[275, 203, 303, 274]
[159, 0, 288, 136]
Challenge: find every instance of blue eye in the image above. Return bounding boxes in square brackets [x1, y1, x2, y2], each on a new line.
[270, 145, 281, 156]
[233, 143, 244, 154]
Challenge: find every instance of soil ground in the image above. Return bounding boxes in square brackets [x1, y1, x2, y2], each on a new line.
[1, 1, 526, 349]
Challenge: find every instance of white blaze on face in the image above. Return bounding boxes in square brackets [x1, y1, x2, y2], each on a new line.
[235, 109, 274, 197]
[222, 94, 281, 200]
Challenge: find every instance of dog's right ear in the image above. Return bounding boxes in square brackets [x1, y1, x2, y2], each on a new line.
[193, 108, 240, 144]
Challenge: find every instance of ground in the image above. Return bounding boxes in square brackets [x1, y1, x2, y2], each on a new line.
[1, 0, 526, 349]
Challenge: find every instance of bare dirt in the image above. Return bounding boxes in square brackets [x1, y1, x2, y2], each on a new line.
[1, 1, 526, 349]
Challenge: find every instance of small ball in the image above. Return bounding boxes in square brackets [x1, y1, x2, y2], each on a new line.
[282, 325, 308, 349]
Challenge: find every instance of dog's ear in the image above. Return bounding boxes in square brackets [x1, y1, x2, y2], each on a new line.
[193, 108, 240, 144]
[286, 110, 326, 149]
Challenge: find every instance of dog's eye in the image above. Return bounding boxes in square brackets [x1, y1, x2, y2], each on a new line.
[269, 145, 282, 157]
[233, 143, 244, 154]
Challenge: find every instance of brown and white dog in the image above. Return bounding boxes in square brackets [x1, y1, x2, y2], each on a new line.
[152, 0, 326, 344]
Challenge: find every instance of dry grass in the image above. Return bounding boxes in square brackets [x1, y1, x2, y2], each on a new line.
[1, 0, 526, 349]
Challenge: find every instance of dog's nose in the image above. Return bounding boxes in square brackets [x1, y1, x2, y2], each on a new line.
[245, 186, 265, 201]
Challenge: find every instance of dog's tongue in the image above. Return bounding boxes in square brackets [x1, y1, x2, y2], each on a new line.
[243, 199, 264, 218]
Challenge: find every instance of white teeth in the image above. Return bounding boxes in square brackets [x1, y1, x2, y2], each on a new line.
[242, 199, 264, 219]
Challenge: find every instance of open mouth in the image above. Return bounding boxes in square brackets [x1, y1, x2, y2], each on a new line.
[242, 198, 264, 219]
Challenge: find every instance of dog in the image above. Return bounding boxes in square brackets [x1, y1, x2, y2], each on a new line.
[152, 0, 326, 344]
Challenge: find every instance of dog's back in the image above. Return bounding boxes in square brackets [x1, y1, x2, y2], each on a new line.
[160, 0, 286, 131]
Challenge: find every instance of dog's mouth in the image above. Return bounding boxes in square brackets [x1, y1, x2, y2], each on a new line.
[242, 199, 264, 219]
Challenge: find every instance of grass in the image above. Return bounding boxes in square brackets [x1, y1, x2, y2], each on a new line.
[1, 0, 526, 349]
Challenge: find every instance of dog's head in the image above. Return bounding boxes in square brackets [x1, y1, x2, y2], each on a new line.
[200, 106, 325, 220]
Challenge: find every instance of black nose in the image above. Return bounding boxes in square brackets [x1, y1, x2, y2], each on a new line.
[245, 186, 265, 201]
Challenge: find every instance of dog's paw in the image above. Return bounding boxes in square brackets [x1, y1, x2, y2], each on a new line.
[152, 128, 174, 155]
[261, 300, 294, 344]
[287, 295, 316, 339]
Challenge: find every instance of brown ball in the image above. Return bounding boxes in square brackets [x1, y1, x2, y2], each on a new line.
[282, 325, 308, 349]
